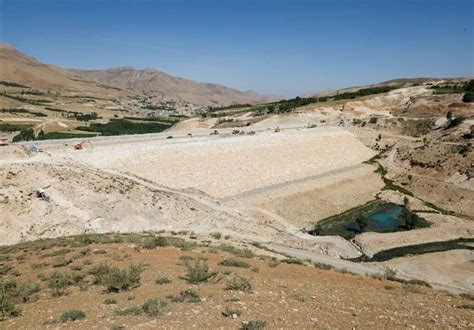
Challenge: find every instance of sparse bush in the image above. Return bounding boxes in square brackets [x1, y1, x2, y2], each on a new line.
[155, 276, 171, 285]
[31, 262, 49, 269]
[383, 268, 398, 280]
[10, 282, 39, 303]
[48, 271, 72, 297]
[183, 260, 217, 284]
[211, 232, 222, 239]
[97, 263, 145, 292]
[179, 255, 194, 265]
[167, 289, 201, 303]
[70, 271, 87, 285]
[266, 258, 280, 268]
[141, 236, 169, 249]
[250, 266, 259, 273]
[283, 258, 304, 265]
[222, 306, 242, 317]
[225, 275, 252, 292]
[142, 298, 167, 316]
[460, 293, 474, 300]
[52, 257, 72, 268]
[219, 258, 251, 268]
[59, 309, 86, 323]
[0, 281, 21, 320]
[290, 294, 306, 302]
[241, 320, 266, 330]
[456, 304, 474, 310]
[104, 298, 117, 305]
[116, 298, 166, 317]
[218, 245, 255, 258]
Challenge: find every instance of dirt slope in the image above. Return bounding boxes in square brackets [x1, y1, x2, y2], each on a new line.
[0, 234, 472, 329]
[0, 44, 132, 99]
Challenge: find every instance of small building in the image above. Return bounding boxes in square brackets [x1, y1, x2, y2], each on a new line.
[0, 137, 8, 146]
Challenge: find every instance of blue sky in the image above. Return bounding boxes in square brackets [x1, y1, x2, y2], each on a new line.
[1, 0, 473, 96]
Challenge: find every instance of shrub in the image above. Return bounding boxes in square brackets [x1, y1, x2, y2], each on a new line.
[167, 289, 201, 303]
[89, 263, 112, 284]
[97, 264, 144, 292]
[155, 277, 171, 285]
[222, 306, 242, 317]
[460, 293, 474, 300]
[266, 258, 280, 268]
[59, 309, 86, 323]
[116, 298, 166, 317]
[12, 128, 35, 142]
[141, 236, 168, 249]
[142, 298, 167, 316]
[10, 282, 39, 303]
[355, 216, 369, 232]
[462, 91, 474, 103]
[241, 320, 266, 330]
[104, 298, 117, 305]
[52, 257, 72, 268]
[48, 271, 72, 297]
[0, 282, 21, 320]
[219, 258, 251, 268]
[183, 260, 217, 284]
[225, 275, 252, 292]
[218, 245, 255, 258]
[283, 258, 304, 265]
[383, 268, 398, 280]
[211, 232, 222, 239]
[457, 304, 474, 310]
[399, 209, 429, 230]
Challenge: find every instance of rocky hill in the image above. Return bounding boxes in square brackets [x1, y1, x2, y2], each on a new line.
[72, 66, 272, 106]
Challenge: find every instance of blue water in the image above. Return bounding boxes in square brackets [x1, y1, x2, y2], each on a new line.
[368, 206, 403, 230]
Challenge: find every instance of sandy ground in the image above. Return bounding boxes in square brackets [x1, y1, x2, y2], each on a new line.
[380, 250, 474, 293]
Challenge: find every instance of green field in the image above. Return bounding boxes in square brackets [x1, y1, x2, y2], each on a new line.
[0, 123, 33, 132]
[77, 119, 172, 136]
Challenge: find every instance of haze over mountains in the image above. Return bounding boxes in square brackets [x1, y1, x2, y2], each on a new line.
[0, 43, 272, 106]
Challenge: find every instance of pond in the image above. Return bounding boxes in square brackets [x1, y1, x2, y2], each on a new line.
[311, 201, 422, 239]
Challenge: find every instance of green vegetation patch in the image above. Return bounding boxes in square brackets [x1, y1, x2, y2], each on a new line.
[351, 238, 474, 262]
[1, 108, 47, 117]
[0, 123, 33, 132]
[0, 81, 29, 88]
[218, 258, 251, 268]
[37, 131, 99, 140]
[59, 309, 86, 323]
[77, 119, 171, 136]
[401, 119, 434, 137]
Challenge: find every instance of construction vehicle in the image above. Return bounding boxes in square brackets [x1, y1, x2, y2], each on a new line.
[74, 141, 92, 150]
[274, 127, 280, 133]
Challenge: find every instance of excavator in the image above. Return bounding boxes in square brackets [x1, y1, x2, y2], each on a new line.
[74, 141, 92, 150]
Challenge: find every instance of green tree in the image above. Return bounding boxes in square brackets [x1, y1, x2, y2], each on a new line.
[355, 216, 369, 232]
[12, 128, 35, 142]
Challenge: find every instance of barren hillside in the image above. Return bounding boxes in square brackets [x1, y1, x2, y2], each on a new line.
[73, 67, 272, 107]
[0, 44, 132, 99]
